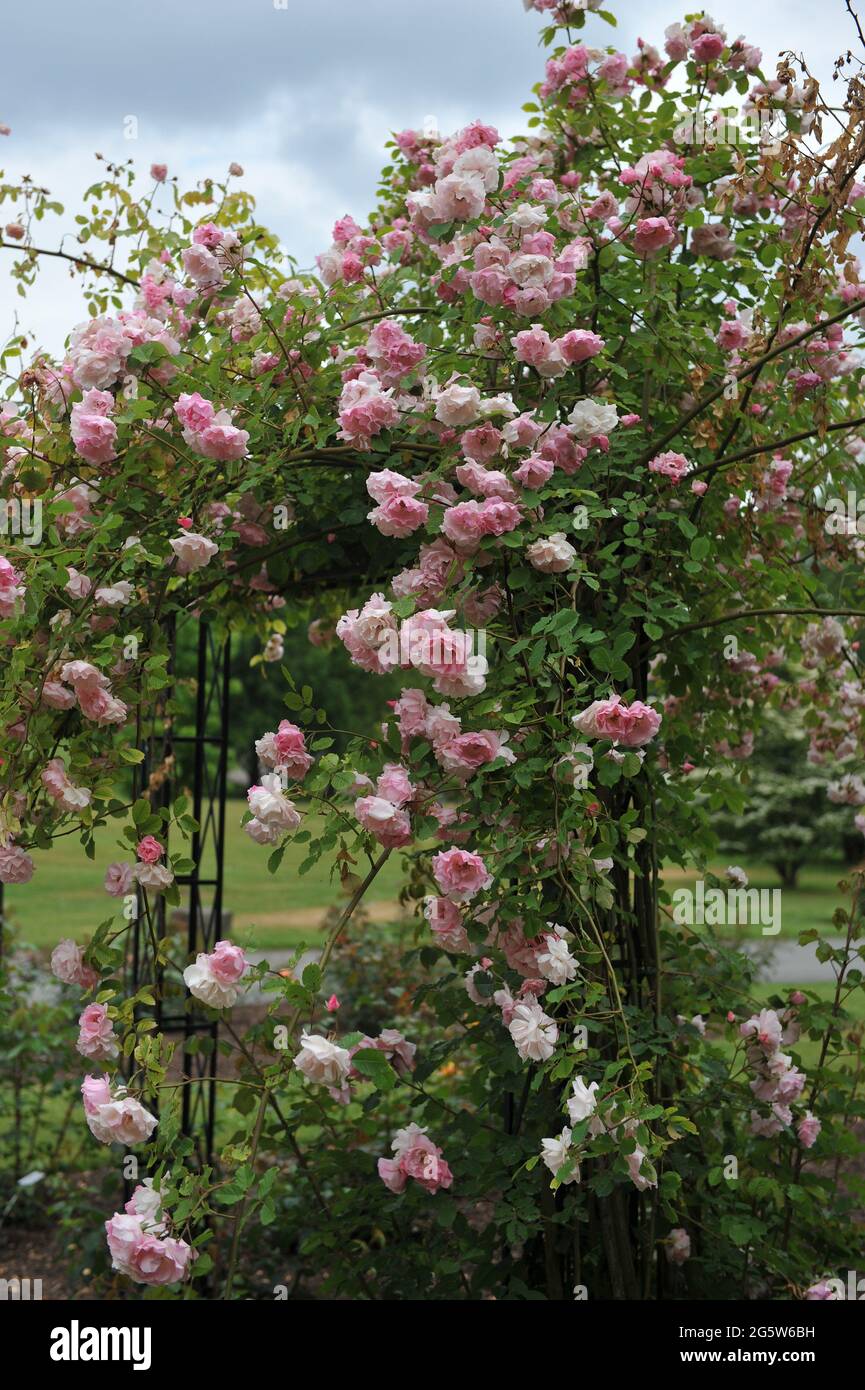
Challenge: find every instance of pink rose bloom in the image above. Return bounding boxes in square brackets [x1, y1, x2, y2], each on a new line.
[182, 242, 223, 288]
[245, 774, 302, 845]
[394, 688, 429, 744]
[104, 861, 134, 897]
[81, 1073, 112, 1114]
[369, 492, 429, 537]
[441, 500, 491, 550]
[183, 945, 248, 1008]
[572, 695, 662, 747]
[0, 841, 34, 884]
[365, 320, 426, 382]
[666, 1227, 691, 1265]
[557, 329, 605, 365]
[209, 940, 248, 985]
[513, 454, 555, 489]
[627, 1146, 657, 1191]
[441, 497, 521, 550]
[739, 1008, 783, 1051]
[432, 847, 493, 902]
[255, 720, 314, 780]
[379, 1124, 453, 1195]
[434, 382, 482, 427]
[461, 424, 501, 463]
[511, 325, 565, 377]
[65, 567, 92, 601]
[338, 371, 399, 448]
[433, 170, 486, 222]
[70, 389, 117, 464]
[105, 1214, 190, 1285]
[691, 31, 725, 63]
[76, 1003, 118, 1062]
[169, 532, 218, 573]
[805, 1279, 839, 1301]
[365, 468, 420, 505]
[633, 216, 677, 258]
[82, 1075, 157, 1145]
[42, 681, 76, 711]
[150, 163, 168, 181]
[377, 1157, 407, 1193]
[403, 615, 488, 698]
[196, 415, 249, 461]
[354, 795, 413, 848]
[437, 729, 515, 778]
[797, 1112, 821, 1149]
[424, 895, 470, 952]
[375, 763, 415, 807]
[0, 556, 25, 618]
[455, 461, 517, 502]
[136, 835, 164, 864]
[51, 938, 99, 990]
[648, 450, 691, 483]
[68, 316, 132, 390]
[337, 593, 398, 674]
[174, 391, 215, 433]
[41, 757, 91, 812]
[75, 684, 122, 722]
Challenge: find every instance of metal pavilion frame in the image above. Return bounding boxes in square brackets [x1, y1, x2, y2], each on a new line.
[126, 617, 231, 1166]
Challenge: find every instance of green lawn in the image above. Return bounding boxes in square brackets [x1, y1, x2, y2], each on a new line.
[661, 862, 848, 940]
[741, 981, 865, 1073]
[2, 810, 410, 953]
[2, 816, 851, 956]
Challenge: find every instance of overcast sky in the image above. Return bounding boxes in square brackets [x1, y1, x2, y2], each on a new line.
[0, 0, 860, 356]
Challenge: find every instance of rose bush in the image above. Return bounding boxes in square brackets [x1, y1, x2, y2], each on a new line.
[2, 1, 865, 1299]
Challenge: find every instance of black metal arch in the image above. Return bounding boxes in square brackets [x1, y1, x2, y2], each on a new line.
[127, 617, 231, 1165]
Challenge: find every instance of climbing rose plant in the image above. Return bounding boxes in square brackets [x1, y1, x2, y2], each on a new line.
[1, 2, 865, 1299]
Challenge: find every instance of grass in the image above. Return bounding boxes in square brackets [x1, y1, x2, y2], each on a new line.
[3, 810, 410, 954]
[3, 810, 852, 955]
[660, 862, 849, 941]
[748, 980, 865, 1072]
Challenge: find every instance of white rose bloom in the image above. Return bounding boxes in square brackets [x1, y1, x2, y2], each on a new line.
[480, 392, 518, 418]
[244, 817, 281, 845]
[725, 865, 748, 888]
[526, 533, 577, 573]
[183, 954, 241, 1009]
[540, 1127, 580, 1184]
[508, 253, 555, 288]
[508, 1001, 558, 1062]
[132, 862, 175, 893]
[358, 795, 402, 825]
[506, 203, 548, 233]
[95, 581, 134, 607]
[537, 933, 578, 986]
[248, 774, 301, 830]
[568, 398, 619, 440]
[567, 1075, 599, 1124]
[254, 732, 279, 767]
[293, 1033, 352, 1087]
[435, 383, 482, 427]
[453, 145, 500, 193]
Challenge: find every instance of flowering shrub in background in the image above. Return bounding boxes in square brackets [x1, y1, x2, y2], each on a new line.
[1, 0, 865, 1299]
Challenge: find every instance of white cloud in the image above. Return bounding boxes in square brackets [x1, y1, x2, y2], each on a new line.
[1, 0, 857, 357]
